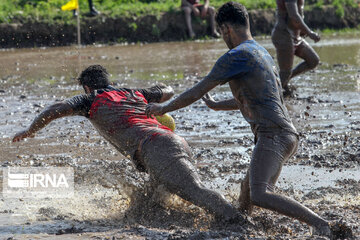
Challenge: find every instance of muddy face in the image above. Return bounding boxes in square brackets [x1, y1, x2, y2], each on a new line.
[0, 36, 359, 239]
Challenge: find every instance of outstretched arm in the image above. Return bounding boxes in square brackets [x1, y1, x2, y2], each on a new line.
[145, 78, 219, 117]
[202, 93, 239, 111]
[285, 1, 320, 42]
[12, 102, 74, 142]
[136, 83, 174, 103]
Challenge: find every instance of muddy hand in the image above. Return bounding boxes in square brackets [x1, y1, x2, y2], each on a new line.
[145, 103, 164, 118]
[202, 93, 217, 110]
[12, 129, 34, 142]
[309, 31, 320, 43]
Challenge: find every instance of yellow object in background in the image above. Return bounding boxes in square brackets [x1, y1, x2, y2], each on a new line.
[61, 0, 79, 11]
[156, 114, 176, 131]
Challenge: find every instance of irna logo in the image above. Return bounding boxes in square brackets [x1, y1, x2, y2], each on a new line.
[2, 167, 74, 198]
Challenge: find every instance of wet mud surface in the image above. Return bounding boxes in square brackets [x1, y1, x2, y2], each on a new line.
[0, 36, 360, 239]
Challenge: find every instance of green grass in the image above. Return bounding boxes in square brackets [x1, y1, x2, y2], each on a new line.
[321, 25, 360, 35]
[311, 0, 358, 17]
[0, 0, 358, 24]
[0, 0, 275, 24]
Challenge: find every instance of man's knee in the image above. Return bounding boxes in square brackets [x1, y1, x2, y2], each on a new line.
[307, 55, 320, 69]
[250, 188, 267, 207]
[208, 6, 215, 15]
[175, 179, 206, 200]
[182, 6, 192, 15]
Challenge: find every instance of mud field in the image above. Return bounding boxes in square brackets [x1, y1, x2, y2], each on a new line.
[0, 36, 360, 239]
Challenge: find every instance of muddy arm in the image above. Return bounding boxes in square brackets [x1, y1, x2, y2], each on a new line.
[12, 102, 74, 142]
[285, 2, 312, 35]
[285, 2, 320, 42]
[202, 93, 239, 111]
[146, 77, 219, 117]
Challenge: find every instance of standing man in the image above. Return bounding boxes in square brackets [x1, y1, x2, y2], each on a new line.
[272, 0, 321, 97]
[146, 2, 335, 237]
[181, 0, 220, 38]
[12, 65, 244, 224]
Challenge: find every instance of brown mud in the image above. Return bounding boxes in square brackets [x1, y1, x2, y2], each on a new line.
[0, 36, 360, 239]
[1, 6, 360, 48]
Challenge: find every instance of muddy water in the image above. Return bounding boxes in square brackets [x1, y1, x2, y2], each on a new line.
[0, 35, 360, 239]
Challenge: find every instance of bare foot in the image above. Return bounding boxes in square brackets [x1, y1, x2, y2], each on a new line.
[311, 220, 353, 239]
[211, 31, 220, 38]
[283, 85, 296, 98]
[330, 221, 353, 239]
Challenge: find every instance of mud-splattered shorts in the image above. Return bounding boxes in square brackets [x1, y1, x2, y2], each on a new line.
[137, 133, 200, 194]
[250, 130, 299, 193]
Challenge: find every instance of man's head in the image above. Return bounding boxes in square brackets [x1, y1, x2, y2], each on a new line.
[215, 2, 250, 49]
[78, 65, 110, 92]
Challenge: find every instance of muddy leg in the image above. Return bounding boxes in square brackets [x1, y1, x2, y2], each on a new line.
[238, 170, 253, 214]
[272, 29, 295, 94]
[276, 47, 294, 92]
[143, 135, 243, 222]
[154, 158, 242, 221]
[249, 133, 329, 230]
[207, 6, 219, 37]
[182, 6, 195, 38]
[291, 41, 320, 79]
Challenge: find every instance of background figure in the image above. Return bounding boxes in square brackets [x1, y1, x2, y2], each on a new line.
[272, 0, 320, 97]
[73, 0, 99, 17]
[181, 0, 220, 38]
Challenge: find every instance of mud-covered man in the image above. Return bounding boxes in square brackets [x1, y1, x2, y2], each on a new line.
[12, 65, 244, 223]
[146, 2, 338, 237]
[272, 0, 321, 97]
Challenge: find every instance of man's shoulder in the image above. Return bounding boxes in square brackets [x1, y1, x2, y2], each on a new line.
[226, 42, 255, 59]
[237, 41, 270, 57]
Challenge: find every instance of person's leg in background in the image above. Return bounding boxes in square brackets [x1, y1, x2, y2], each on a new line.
[88, 0, 100, 16]
[182, 6, 196, 38]
[207, 6, 220, 38]
[291, 40, 320, 79]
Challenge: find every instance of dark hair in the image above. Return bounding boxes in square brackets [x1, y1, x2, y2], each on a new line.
[78, 65, 110, 89]
[216, 2, 249, 27]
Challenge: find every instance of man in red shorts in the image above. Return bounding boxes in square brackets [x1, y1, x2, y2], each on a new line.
[181, 0, 220, 38]
[12, 65, 244, 223]
[272, 0, 321, 97]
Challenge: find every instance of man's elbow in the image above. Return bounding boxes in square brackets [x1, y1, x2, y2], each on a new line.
[289, 15, 303, 28]
[159, 86, 175, 102]
[44, 102, 72, 118]
[166, 86, 175, 98]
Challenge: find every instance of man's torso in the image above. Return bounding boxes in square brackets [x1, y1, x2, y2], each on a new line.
[205, 40, 297, 135]
[66, 86, 172, 160]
